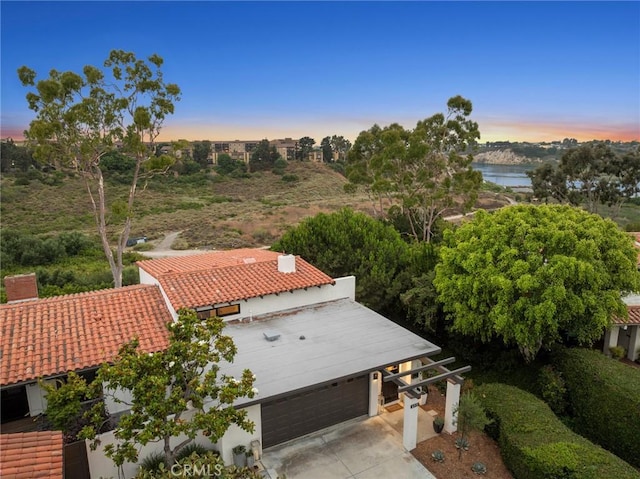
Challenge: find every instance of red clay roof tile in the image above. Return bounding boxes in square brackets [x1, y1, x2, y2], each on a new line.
[0, 284, 172, 387]
[614, 305, 640, 325]
[139, 250, 335, 310]
[137, 248, 280, 277]
[0, 432, 63, 479]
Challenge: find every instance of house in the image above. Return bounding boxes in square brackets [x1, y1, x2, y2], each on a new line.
[1, 249, 465, 478]
[135, 249, 462, 465]
[603, 303, 640, 361]
[0, 280, 173, 424]
[0, 431, 64, 479]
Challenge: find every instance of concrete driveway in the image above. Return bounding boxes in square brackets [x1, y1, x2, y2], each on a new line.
[260, 415, 436, 479]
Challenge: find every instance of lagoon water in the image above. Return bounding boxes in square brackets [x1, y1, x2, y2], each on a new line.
[471, 162, 535, 189]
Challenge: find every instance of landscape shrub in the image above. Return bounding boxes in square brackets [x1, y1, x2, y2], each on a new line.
[476, 383, 639, 479]
[134, 451, 260, 479]
[281, 174, 299, 183]
[552, 347, 640, 467]
[537, 364, 567, 414]
[608, 345, 625, 359]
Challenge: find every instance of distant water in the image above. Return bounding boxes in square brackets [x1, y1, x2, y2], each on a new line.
[471, 162, 536, 189]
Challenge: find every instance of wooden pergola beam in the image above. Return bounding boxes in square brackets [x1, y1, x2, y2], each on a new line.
[397, 366, 472, 393]
[382, 357, 457, 382]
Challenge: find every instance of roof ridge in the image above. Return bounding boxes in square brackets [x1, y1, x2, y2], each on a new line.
[0, 283, 158, 309]
[157, 258, 283, 277]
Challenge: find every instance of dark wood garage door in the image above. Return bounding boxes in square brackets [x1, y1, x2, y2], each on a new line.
[261, 375, 369, 448]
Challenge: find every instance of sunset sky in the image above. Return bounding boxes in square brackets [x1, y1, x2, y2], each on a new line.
[1, 1, 638, 144]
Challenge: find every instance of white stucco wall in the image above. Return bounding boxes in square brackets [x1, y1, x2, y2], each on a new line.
[221, 276, 355, 321]
[86, 405, 259, 479]
[217, 404, 262, 466]
[140, 264, 356, 321]
[103, 384, 135, 415]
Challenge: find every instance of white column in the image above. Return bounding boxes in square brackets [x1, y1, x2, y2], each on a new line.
[412, 359, 428, 405]
[444, 381, 461, 434]
[369, 372, 381, 416]
[398, 361, 412, 400]
[603, 327, 620, 355]
[627, 325, 640, 361]
[402, 394, 419, 451]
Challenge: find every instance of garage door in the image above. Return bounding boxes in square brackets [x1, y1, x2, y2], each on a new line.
[261, 375, 369, 448]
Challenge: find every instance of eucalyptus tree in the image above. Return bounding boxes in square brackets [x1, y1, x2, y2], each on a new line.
[346, 96, 482, 242]
[18, 50, 181, 287]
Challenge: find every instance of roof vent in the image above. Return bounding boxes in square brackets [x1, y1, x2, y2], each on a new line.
[263, 331, 281, 342]
[277, 254, 296, 273]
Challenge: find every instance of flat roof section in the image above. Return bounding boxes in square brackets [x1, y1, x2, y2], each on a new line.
[221, 298, 441, 407]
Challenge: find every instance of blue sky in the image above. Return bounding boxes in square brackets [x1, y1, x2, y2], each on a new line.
[2, 1, 639, 143]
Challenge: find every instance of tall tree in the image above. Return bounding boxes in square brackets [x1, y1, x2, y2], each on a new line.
[330, 135, 352, 161]
[77, 309, 256, 470]
[320, 136, 333, 162]
[434, 205, 640, 362]
[296, 136, 316, 161]
[18, 50, 181, 287]
[0, 139, 34, 172]
[346, 96, 482, 242]
[249, 139, 280, 172]
[271, 208, 413, 313]
[192, 140, 212, 168]
[527, 142, 638, 215]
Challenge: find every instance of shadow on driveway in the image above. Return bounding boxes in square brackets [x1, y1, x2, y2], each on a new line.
[260, 415, 437, 479]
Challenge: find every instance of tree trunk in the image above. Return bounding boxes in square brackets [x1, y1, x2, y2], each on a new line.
[85, 168, 122, 287]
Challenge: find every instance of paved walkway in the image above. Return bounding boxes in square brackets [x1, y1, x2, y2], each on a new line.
[260, 415, 437, 479]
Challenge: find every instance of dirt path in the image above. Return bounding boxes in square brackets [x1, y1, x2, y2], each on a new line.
[140, 231, 205, 259]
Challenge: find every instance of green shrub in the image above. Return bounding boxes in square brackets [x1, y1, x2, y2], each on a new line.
[552, 347, 640, 467]
[175, 442, 209, 461]
[139, 451, 165, 474]
[537, 365, 567, 414]
[624, 221, 640, 232]
[476, 383, 639, 479]
[133, 242, 155, 252]
[609, 346, 625, 359]
[281, 174, 299, 183]
[134, 451, 260, 479]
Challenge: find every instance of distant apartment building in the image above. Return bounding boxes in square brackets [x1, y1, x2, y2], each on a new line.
[212, 140, 260, 164]
[210, 138, 323, 164]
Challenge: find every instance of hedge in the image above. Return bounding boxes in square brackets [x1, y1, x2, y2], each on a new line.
[552, 347, 640, 467]
[476, 383, 639, 479]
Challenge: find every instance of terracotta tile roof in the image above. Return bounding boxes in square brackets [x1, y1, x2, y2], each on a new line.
[0, 431, 63, 479]
[157, 257, 335, 310]
[0, 285, 172, 387]
[138, 248, 280, 277]
[613, 305, 640, 325]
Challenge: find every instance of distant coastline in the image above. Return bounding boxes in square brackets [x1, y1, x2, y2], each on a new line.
[472, 149, 547, 165]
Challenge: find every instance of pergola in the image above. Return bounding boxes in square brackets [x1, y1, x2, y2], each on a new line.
[381, 356, 471, 450]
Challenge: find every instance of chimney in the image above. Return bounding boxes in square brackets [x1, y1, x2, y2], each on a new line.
[4, 273, 39, 303]
[277, 254, 296, 273]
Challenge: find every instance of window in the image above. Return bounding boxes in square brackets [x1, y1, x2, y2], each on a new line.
[194, 304, 240, 319]
[216, 304, 240, 317]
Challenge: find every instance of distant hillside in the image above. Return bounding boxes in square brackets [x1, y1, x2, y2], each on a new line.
[0, 161, 514, 251]
[474, 143, 561, 165]
[473, 149, 546, 165]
